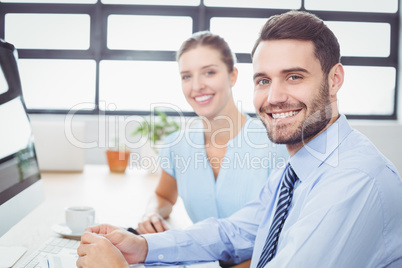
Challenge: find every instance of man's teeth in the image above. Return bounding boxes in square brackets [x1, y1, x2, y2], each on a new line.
[195, 95, 213, 102]
[272, 111, 299, 119]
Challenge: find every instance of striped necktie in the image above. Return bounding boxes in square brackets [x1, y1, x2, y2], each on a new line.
[256, 164, 299, 267]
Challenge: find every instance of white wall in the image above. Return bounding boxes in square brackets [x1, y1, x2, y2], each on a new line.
[351, 121, 402, 173]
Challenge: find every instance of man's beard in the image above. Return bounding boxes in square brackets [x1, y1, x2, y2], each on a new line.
[259, 79, 332, 145]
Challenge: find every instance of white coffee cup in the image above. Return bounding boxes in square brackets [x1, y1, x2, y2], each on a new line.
[65, 206, 95, 234]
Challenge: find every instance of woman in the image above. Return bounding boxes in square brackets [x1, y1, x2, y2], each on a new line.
[137, 31, 287, 266]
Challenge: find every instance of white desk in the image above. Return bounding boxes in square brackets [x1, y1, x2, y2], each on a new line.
[0, 165, 192, 266]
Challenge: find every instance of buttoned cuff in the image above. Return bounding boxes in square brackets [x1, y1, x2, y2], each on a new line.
[143, 233, 178, 263]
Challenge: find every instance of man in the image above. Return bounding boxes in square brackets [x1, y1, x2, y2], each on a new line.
[77, 11, 402, 268]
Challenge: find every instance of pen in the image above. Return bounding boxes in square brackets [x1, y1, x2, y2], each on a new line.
[127, 227, 140, 235]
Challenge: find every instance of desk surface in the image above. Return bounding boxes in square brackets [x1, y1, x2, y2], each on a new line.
[0, 165, 192, 266]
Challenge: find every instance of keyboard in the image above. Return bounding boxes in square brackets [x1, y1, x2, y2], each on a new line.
[18, 237, 79, 268]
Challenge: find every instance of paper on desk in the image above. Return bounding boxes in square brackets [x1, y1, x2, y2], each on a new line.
[130, 261, 221, 267]
[46, 254, 78, 268]
[0, 246, 27, 268]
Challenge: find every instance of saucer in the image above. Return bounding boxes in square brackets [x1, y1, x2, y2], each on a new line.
[52, 223, 83, 239]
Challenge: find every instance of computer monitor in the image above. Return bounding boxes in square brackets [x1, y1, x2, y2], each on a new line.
[0, 40, 44, 240]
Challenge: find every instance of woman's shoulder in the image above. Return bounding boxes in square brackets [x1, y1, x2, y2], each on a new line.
[163, 126, 204, 148]
[242, 116, 270, 139]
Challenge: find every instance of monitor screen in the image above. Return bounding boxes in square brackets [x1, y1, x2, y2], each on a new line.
[0, 97, 41, 207]
[0, 39, 44, 238]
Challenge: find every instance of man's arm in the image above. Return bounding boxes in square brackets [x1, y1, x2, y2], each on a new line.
[143, 180, 273, 264]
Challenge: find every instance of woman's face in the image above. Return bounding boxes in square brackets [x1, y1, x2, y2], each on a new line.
[178, 46, 237, 119]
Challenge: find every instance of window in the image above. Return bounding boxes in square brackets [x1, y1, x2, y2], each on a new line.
[5, 13, 90, 49]
[232, 63, 254, 113]
[204, 0, 300, 9]
[99, 60, 190, 111]
[0, 0, 399, 119]
[210, 17, 266, 54]
[339, 66, 396, 115]
[18, 59, 96, 110]
[107, 15, 192, 50]
[2, 0, 96, 3]
[326, 21, 391, 57]
[101, 0, 200, 6]
[305, 0, 398, 13]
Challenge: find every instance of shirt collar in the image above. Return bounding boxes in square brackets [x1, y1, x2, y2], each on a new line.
[289, 114, 353, 183]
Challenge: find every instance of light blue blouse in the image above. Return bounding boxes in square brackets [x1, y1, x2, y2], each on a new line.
[158, 116, 288, 223]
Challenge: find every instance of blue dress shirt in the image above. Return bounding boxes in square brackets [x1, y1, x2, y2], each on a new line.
[159, 116, 288, 223]
[144, 115, 402, 267]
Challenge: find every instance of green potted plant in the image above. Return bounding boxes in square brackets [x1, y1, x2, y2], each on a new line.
[132, 110, 180, 173]
[132, 109, 180, 152]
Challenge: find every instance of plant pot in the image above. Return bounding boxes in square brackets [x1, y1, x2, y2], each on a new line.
[106, 150, 130, 173]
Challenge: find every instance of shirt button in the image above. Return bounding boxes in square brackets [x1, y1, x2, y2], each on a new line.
[158, 254, 164, 260]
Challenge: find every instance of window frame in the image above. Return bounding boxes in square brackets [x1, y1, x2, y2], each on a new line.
[0, 1, 399, 119]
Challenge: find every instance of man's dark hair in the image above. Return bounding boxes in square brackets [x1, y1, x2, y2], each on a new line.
[251, 11, 340, 75]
